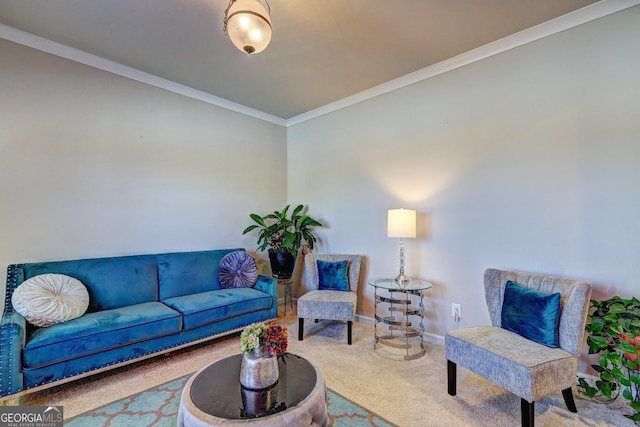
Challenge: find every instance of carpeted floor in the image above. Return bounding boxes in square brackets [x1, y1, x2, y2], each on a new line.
[19, 309, 637, 426]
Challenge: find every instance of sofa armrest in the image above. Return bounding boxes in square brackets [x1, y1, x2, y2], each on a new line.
[254, 275, 278, 312]
[1, 264, 26, 397]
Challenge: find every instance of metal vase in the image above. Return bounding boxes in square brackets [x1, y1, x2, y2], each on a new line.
[240, 347, 279, 390]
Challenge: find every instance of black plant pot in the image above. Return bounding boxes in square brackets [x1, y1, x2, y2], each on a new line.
[268, 251, 296, 279]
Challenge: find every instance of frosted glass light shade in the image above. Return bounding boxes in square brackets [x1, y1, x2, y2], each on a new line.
[225, 0, 272, 54]
[387, 209, 416, 238]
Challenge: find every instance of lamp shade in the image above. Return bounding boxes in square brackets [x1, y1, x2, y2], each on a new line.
[387, 209, 416, 238]
[225, 0, 272, 54]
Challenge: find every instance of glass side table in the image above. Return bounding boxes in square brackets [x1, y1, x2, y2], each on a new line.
[368, 277, 432, 360]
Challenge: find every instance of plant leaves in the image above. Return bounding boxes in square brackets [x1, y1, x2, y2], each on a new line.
[596, 381, 613, 398]
[291, 204, 304, 217]
[242, 224, 259, 234]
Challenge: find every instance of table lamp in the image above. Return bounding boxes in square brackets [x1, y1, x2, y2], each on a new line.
[387, 208, 416, 286]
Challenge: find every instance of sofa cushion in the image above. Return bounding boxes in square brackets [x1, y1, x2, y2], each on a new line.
[23, 255, 158, 312]
[23, 302, 181, 369]
[217, 251, 259, 288]
[163, 288, 272, 330]
[158, 249, 243, 300]
[12, 274, 89, 327]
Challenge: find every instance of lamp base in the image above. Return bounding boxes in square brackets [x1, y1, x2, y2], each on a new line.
[394, 274, 411, 288]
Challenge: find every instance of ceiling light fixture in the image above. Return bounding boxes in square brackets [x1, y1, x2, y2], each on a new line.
[223, 0, 272, 54]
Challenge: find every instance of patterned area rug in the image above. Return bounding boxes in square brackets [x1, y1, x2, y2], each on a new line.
[65, 374, 395, 426]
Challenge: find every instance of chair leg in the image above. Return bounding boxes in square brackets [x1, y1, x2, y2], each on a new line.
[298, 318, 304, 341]
[521, 399, 534, 427]
[347, 321, 352, 345]
[447, 360, 457, 396]
[562, 387, 577, 412]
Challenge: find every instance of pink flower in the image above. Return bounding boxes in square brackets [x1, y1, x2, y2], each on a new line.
[618, 333, 640, 361]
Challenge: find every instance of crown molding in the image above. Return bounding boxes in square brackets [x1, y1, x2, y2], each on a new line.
[1, 0, 637, 128]
[0, 23, 286, 127]
[285, 0, 640, 126]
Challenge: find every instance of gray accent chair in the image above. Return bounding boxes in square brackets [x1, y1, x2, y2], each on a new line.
[297, 254, 362, 345]
[445, 268, 592, 427]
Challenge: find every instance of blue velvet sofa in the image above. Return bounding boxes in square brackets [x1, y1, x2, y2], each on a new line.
[0, 248, 277, 399]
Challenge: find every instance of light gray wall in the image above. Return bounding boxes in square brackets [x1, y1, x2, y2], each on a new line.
[0, 39, 287, 300]
[2, 5, 639, 351]
[287, 7, 640, 339]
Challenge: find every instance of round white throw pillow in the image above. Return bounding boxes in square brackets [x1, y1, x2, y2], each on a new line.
[12, 273, 90, 327]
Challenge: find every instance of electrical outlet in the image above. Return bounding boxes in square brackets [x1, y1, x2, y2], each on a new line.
[451, 303, 462, 320]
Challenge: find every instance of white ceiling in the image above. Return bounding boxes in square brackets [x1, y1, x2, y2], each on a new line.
[0, 0, 628, 124]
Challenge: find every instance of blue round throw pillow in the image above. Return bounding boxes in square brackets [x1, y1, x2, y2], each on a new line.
[218, 251, 259, 288]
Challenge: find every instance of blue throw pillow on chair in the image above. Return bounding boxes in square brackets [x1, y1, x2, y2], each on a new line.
[317, 260, 349, 291]
[501, 280, 561, 348]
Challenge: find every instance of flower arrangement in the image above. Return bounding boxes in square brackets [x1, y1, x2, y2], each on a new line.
[240, 322, 288, 357]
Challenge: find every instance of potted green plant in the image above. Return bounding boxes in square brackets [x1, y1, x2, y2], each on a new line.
[242, 204, 323, 279]
[578, 296, 640, 422]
